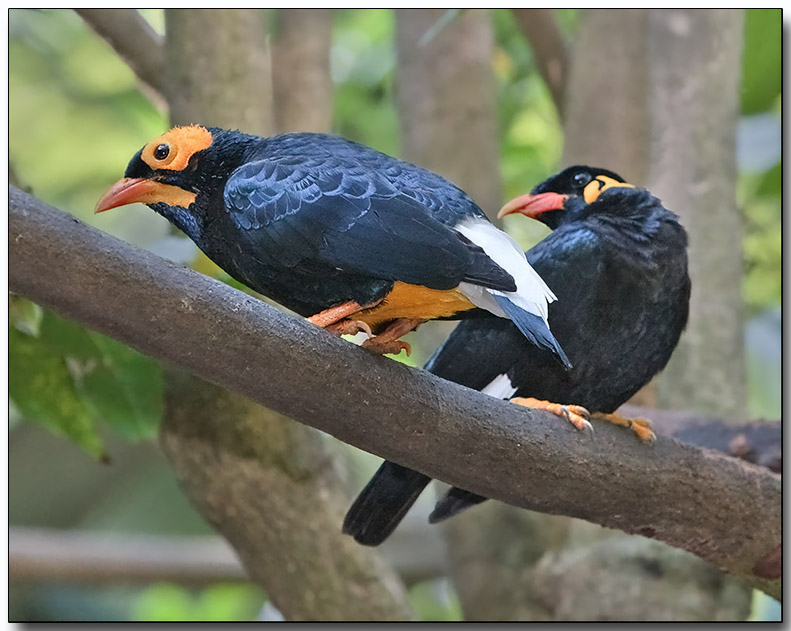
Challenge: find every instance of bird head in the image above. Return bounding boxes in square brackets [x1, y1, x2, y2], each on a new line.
[95, 125, 256, 225]
[498, 166, 636, 230]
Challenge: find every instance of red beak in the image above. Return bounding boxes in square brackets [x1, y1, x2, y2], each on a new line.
[497, 192, 569, 220]
[94, 178, 160, 213]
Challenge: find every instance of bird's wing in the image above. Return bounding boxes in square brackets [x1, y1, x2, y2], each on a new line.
[223, 156, 515, 292]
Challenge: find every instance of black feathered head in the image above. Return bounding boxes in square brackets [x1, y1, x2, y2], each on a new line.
[499, 166, 636, 229]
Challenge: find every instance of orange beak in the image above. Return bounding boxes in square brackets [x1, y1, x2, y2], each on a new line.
[95, 177, 197, 213]
[95, 178, 161, 213]
[497, 192, 568, 220]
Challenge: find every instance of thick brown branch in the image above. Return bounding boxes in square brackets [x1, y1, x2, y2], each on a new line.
[621, 405, 781, 473]
[8, 187, 781, 599]
[511, 9, 569, 116]
[75, 9, 165, 99]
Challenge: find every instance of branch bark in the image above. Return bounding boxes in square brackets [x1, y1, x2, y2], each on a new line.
[511, 9, 569, 116]
[9, 186, 781, 600]
[621, 405, 781, 473]
[75, 9, 165, 99]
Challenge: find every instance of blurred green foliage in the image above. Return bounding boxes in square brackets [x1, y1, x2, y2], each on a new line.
[132, 583, 264, 622]
[409, 579, 463, 621]
[741, 10, 781, 115]
[332, 9, 398, 155]
[10, 299, 162, 459]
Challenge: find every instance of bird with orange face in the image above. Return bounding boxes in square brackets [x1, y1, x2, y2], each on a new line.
[97, 125, 569, 363]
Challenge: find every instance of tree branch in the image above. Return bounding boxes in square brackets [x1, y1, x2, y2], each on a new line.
[75, 9, 165, 100]
[511, 9, 569, 116]
[8, 186, 781, 600]
[9, 526, 445, 587]
[621, 405, 781, 473]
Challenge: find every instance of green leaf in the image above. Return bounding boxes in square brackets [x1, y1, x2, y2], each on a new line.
[9, 305, 163, 454]
[9, 324, 105, 459]
[39, 312, 163, 441]
[409, 579, 463, 621]
[756, 161, 781, 198]
[741, 9, 781, 115]
[9, 295, 43, 336]
[132, 583, 264, 622]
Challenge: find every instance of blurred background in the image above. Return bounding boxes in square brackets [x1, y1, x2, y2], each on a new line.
[9, 9, 780, 621]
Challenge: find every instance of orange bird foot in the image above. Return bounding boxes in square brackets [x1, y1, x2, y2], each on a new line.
[325, 319, 374, 338]
[363, 338, 412, 356]
[308, 299, 381, 329]
[361, 318, 425, 356]
[308, 301, 363, 328]
[592, 412, 656, 443]
[510, 397, 592, 432]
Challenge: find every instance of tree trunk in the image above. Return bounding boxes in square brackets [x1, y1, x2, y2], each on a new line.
[160, 375, 414, 620]
[396, 9, 502, 220]
[443, 9, 752, 620]
[272, 9, 334, 134]
[646, 9, 747, 421]
[561, 9, 650, 186]
[159, 8, 414, 620]
[164, 9, 273, 135]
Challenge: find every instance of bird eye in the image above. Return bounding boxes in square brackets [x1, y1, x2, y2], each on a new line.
[154, 144, 170, 160]
[573, 172, 592, 187]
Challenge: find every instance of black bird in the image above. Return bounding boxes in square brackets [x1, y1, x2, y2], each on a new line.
[343, 166, 690, 546]
[95, 125, 568, 360]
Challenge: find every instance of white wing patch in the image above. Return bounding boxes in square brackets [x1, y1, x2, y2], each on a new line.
[454, 219, 557, 324]
[481, 373, 518, 400]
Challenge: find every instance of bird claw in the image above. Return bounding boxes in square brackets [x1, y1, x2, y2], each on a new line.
[358, 318, 421, 356]
[325, 319, 374, 338]
[511, 397, 592, 433]
[560, 404, 593, 432]
[362, 337, 411, 356]
[591, 412, 656, 443]
[629, 418, 656, 443]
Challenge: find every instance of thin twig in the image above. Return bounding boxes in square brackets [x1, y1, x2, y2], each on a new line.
[9, 526, 445, 586]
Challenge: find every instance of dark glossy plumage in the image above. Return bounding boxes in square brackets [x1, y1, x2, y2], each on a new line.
[343, 167, 690, 546]
[129, 130, 516, 316]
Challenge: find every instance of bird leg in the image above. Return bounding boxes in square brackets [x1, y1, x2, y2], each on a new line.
[591, 412, 656, 443]
[308, 299, 384, 339]
[308, 300, 369, 328]
[510, 397, 592, 432]
[362, 318, 425, 356]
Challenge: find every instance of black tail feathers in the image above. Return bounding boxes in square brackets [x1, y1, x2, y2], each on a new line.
[342, 461, 431, 546]
[429, 487, 488, 524]
[493, 294, 571, 370]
